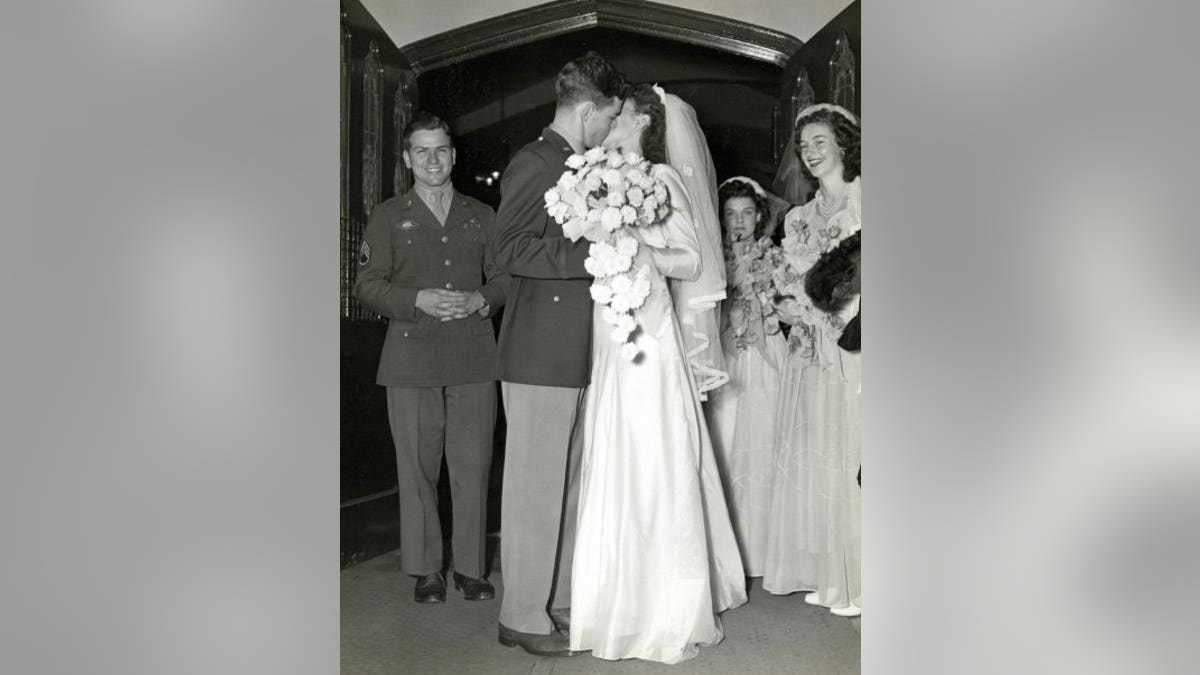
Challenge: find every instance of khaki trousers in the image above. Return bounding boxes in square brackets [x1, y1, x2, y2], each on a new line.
[498, 382, 585, 634]
[386, 382, 496, 579]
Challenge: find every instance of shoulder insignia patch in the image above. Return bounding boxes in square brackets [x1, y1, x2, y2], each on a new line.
[357, 240, 370, 265]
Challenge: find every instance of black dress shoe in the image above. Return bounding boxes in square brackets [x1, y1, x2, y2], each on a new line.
[414, 572, 446, 604]
[498, 623, 577, 657]
[452, 572, 495, 600]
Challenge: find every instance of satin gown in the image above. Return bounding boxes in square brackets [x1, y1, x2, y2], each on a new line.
[570, 165, 748, 664]
[762, 178, 862, 614]
[706, 252, 788, 577]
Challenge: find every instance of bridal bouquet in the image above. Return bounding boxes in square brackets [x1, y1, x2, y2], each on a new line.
[723, 236, 785, 352]
[545, 146, 673, 360]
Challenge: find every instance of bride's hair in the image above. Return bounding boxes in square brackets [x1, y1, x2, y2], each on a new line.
[794, 108, 861, 182]
[626, 83, 666, 165]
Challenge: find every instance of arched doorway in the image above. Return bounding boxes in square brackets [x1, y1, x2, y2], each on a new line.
[418, 26, 789, 209]
[402, 0, 803, 207]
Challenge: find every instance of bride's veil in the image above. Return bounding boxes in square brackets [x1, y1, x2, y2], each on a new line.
[654, 86, 729, 396]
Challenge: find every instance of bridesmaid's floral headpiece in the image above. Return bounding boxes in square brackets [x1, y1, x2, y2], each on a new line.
[719, 176, 767, 198]
[795, 103, 859, 127]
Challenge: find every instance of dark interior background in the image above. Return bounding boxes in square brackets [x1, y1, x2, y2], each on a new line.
[419, 26, 785, 208]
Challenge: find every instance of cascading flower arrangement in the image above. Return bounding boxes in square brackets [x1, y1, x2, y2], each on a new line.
[545, 146, 673, 360]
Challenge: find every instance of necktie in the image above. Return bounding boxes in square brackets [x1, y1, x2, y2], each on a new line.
[431, 192, 447, 224]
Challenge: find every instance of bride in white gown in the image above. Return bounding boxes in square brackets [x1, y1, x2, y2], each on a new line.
[569, 83, 747, 664]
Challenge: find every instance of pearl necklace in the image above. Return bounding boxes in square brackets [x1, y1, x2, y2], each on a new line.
[816, 187, 848, 220]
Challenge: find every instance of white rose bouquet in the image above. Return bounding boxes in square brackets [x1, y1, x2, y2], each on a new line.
[544, 146, 673, 360]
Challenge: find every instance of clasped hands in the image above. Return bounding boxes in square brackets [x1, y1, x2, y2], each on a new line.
[416, 289, 487, 321]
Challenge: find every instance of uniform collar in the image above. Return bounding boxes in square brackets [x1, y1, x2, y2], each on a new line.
[540, 127, 575, 155]
[413, 182, 455, 207]
[403, 186, 476, 230]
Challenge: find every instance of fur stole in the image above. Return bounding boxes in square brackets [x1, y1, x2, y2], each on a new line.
[804, 230, 860, 352]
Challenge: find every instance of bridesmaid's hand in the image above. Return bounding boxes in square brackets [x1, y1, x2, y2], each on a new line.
[774, 297, 803, 325]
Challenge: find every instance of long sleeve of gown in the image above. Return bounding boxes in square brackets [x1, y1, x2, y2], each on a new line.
[647, 165, 701, 282]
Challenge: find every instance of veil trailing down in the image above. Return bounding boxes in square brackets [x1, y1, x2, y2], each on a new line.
[569, 82, 748, 664]
[654, 85, 729, 397]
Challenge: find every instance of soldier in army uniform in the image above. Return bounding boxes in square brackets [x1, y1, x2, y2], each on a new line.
[354, 112, 509, 605]
[492, 52, 625, 656]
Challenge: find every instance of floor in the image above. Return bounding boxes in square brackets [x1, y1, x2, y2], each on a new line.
[341, 551, 860, 674]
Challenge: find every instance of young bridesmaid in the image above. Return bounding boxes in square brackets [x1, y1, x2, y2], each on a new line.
[705, 176, 789, 579]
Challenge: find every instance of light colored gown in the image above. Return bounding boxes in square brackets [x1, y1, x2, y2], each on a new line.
[570, 164, 748, 664]
[706, 237, 787, 577]
[762, 178, 861, 613]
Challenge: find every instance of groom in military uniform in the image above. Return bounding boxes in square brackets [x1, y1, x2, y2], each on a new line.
[354, 112, 509, 604]
[492, 52, 625, 656]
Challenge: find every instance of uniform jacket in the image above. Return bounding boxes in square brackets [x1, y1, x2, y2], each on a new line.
[354, 188, 509, 388]
[493, 128, 594, 388]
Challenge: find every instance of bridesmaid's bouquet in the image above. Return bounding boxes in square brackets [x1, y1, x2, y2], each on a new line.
[544, 146, 673, 360]
[723, 236, 785, 352]
[774, 215, 847, 361]
[781, 212, 849, 272]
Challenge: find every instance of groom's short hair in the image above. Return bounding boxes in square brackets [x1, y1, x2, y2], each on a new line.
[556, 52, 625, 109]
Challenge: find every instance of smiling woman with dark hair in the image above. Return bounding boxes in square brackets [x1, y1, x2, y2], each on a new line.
[763, 103, 862, 618]
[793, 106, 860, 184]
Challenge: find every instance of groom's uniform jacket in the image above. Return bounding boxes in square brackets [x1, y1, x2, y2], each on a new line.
[494, 128, 594, 387]
[354, 188, 509, 387]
